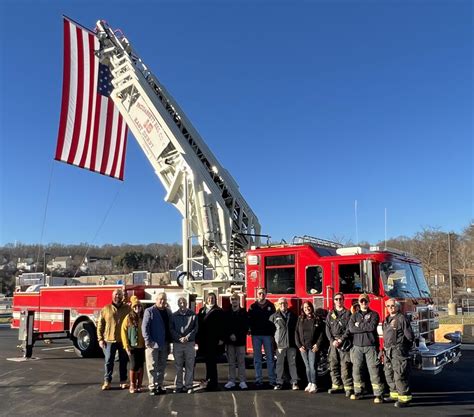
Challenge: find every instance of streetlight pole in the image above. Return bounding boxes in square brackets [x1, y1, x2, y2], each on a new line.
[447, 232, 457, 316]
[43, 252, 51, 285]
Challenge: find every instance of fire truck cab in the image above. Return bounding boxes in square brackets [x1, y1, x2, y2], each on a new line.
[245, 236, 462, 374]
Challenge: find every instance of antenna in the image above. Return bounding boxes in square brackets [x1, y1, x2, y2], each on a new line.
[384, 207, 387, 250]
[355, 200, 359, 244]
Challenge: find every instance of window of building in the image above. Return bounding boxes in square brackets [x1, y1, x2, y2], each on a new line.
[306, 266, 323, 294]
[338, 263, 363, 294]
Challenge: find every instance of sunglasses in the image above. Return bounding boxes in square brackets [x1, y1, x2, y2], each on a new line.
[334, 298, 343, 301]
[360, 299, 369, 304]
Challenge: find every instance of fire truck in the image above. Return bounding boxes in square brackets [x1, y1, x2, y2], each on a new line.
[12, 19, 461, 374]
[244, 238, 461, 374]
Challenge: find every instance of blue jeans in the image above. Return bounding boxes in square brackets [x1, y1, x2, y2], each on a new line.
[103, 342, 128, 383]
[252, 335, 276, 384]
[300, 349, 317, 384]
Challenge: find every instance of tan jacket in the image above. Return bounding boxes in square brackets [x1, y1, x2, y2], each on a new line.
[97, 302, 131, 343]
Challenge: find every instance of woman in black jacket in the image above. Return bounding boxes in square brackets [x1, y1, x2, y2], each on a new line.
[295, 301, 325, 393]
[196, 292, 224, 391]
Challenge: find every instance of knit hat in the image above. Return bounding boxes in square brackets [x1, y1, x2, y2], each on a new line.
[130, 295, 141, 307]
[358, 293, 369, 303]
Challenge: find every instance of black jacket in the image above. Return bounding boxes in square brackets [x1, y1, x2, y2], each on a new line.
[270, 310, 298, 349]
[223, 307, 249, 346]
[295, 315, 325, 350]
[196, 305, 224, 354]
[248, 300, 276, 336]
[349, 308, 380, 349]
[382, 312, 414, 353]
[325, 308, 352, 344]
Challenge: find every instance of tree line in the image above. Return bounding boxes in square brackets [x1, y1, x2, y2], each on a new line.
[1, 222, 472, 300]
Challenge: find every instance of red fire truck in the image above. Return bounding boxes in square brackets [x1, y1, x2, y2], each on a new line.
[12, 272, 187, 358]
[11, 19, 462, 375]
[244, 237, 461, 374]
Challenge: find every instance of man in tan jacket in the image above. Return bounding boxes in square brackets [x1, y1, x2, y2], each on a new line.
[97, 288, 131, 390]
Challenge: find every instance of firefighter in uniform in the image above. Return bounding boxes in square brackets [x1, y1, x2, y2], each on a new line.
[382, 298, 414, 408]
[326, 292, 353, 397]
[348, 293, 384, 404]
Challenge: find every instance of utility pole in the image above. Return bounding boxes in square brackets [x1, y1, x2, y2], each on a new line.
[447, 232, 457, 316]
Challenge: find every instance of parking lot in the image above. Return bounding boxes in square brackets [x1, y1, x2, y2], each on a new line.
[0, 326, 473, 417]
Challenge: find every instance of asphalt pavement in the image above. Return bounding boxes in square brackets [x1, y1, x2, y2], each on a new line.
[0, 326, 473, 417]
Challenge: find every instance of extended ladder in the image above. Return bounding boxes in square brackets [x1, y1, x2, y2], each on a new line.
[95, 21, 261, 281]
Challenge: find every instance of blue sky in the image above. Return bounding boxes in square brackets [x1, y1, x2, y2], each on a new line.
[0, 0, 472, 247]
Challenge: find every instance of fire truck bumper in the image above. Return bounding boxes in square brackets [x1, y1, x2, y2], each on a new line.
[415, 338, 462, 375]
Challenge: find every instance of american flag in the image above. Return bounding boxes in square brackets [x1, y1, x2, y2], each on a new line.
[55, 17, 128, 180]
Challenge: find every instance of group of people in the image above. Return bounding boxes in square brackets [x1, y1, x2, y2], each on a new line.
[96, 287, 415, 408]
[326, 292, 415, 408]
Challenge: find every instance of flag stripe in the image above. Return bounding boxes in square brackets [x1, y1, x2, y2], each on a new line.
[90, 93, 102, 172]
[106, 108, 119, 176]
[100, 99, 114, 174]
[118, 126, 128, 180]
[67, 25, 85, 164]
[79, 32, 96, 167]
[84, 35, 99, 170]
[61, 21, 77, 162]
[55, 20, 71, 160]
[110, 115, 123, 177]
[96, 96, 108, 171]
[56, 17, 128, 180]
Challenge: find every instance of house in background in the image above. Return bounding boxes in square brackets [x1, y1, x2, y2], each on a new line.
[80, 256, 113, 274]
[48, 256, 73, 271]
[16, 258, 36, 271]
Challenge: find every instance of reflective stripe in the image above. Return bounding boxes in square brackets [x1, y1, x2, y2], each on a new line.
[332, 384, 343, 389]
[371, 383, 383, 395]
[354, 382, 363, 388]
[344, 385, 353, 391]
[390, 392, 399, 399]
[398, 395, 412, 403]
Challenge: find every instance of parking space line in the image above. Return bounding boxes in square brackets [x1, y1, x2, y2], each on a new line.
[275, 401, 285, 414]
[41, 346, 69, 351]
[232, 392, 239, 417]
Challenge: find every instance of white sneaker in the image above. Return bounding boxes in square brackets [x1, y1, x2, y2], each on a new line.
[224, 381, 236, 389]
[239, 381, 248, 390]
[305, 383, 312, 392]
[309, 383, 317, 393]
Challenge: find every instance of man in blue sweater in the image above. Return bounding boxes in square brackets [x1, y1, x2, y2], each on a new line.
[142, 293, 167, 395]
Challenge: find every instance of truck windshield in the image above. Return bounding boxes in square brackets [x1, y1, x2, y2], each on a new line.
[411, 264, 431, 297]
[380, 261, 426, 298]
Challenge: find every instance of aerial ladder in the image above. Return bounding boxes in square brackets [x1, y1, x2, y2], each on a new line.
[94, 21, 261, 288]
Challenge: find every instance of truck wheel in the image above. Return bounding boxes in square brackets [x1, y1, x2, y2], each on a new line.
[73, 321, 100, 358]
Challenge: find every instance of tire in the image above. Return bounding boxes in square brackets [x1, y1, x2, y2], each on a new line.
[72, 321, 100, 358]
[176, 271, 194, 287]
[317, 352, 330, 377]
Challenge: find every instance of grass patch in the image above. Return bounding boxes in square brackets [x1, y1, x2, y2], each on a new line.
[438, 315, 474, 325]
